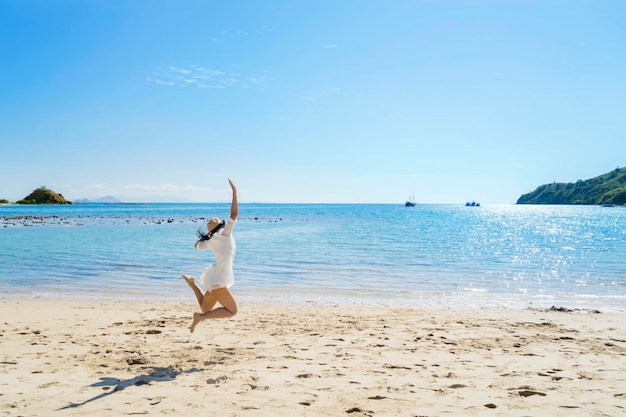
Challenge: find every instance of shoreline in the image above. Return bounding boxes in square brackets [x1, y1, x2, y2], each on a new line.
[2, 297, 625, 416]
[3, 204, 626, 314]
[2, 285, 624, 313]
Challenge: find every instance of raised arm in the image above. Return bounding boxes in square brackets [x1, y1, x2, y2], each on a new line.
[228, 178, 238, 220]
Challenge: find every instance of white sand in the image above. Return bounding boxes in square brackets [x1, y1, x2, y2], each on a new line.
[1, 298, 625, 416]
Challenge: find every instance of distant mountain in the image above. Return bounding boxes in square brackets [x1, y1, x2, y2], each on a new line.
[517, 167, 626, 205]
[74, 196, 122, 204]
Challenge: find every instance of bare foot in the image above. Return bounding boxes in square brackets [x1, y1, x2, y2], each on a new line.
[190, 312, 201, 333]
[182, 274, 195, 287]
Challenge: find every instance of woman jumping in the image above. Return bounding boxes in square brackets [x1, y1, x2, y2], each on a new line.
[182, 178, 238, 333]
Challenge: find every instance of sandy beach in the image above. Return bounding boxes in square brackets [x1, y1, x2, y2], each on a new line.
[1, 297, 625, 417]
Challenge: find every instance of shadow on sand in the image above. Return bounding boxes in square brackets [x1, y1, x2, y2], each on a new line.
[57, 366, 204, 410]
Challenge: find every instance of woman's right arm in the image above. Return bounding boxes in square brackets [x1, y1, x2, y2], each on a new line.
[228, 178, 238, 221]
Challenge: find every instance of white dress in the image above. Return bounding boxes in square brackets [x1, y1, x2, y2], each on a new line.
[196, 217, 237, 291]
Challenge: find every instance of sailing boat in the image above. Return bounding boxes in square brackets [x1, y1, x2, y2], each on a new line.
[405, 195, 416, 207]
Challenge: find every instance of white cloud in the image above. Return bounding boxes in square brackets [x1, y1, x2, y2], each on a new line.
[155, 79, 175, 86]
[88, 183, 109, 190]
[99, 183, 229, 202]
[148, 65, 267, 90]
[78, 182, 228, 201]
[302, 86, 343, 102]
[120, 184, 211, 193]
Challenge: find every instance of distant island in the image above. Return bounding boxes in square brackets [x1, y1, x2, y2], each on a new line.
[0, 188, 125, 205]
[14, 187, 72, 205]
[74, 196, 122, 204]
[517, 166, 626, 205]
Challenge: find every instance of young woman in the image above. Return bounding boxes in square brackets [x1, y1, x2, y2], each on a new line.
[182, 178, 238, 333]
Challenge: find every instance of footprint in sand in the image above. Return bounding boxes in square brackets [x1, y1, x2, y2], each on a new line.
[295, 373, 319, 379]
[207, 376, 228, 384]
[238, 383, 269, 392]
[508, 386, 547, 397]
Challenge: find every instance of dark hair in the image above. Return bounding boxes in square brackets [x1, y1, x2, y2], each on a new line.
[196, 220, 225, 242]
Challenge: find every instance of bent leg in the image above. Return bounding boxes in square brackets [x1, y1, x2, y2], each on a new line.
[190, 287, 238, 333]
[200, 290, 219, 313]
[182, 274, 204, 307]
[209, 287, 238, 316]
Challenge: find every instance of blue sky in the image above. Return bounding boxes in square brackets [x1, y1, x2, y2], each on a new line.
[1, 0, 624, 204]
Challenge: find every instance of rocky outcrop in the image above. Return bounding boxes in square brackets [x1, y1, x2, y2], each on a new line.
[16, 187, 71, 204]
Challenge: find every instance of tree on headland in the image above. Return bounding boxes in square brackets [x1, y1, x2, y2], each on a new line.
[16, 187, 72, 205]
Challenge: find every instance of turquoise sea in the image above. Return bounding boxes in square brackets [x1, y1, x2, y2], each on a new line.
[1, 203, 625, 310]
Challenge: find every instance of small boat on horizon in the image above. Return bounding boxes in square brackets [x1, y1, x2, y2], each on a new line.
[465, 201, 480, 207]
[405, 195, 416, 207]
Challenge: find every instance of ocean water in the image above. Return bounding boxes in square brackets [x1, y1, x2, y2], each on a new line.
[1, 203, 625, 310]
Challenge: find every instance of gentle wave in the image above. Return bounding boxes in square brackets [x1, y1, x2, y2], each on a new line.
[1, 203, 625, 309]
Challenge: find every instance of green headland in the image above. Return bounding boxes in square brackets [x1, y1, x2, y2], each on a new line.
[517, 167, 626, 205]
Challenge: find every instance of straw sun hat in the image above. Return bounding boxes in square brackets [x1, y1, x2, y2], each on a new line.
[207, 217, 224, 233]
